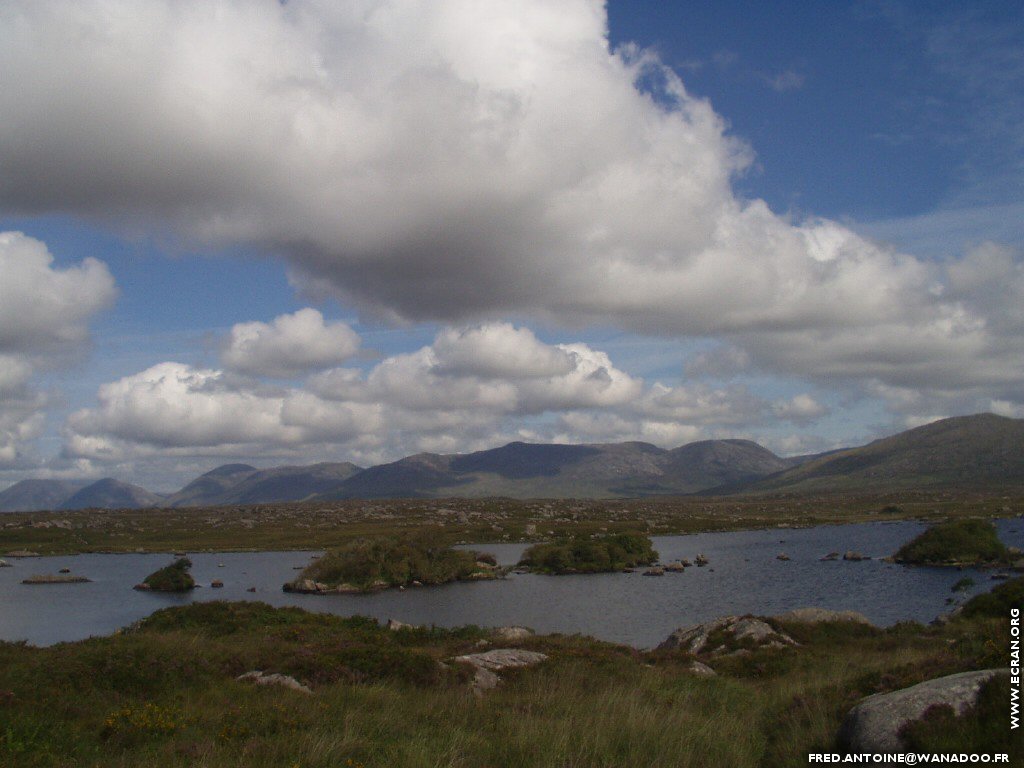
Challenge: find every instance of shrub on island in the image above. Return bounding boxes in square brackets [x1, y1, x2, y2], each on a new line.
[284, 536, 498, 593]
[136, 557, 196, 592]
[960, 576, 1024, 619]
[518, 532, 657, 574]
[893, 519, 1010, 567]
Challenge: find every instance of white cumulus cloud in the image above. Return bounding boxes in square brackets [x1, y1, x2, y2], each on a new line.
[223, 308, 360, 378]
[0, 232, 116, 465]
[65, 323, 804, 466]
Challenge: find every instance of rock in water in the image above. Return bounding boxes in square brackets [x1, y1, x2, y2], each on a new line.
[837, 669, 1007, 754]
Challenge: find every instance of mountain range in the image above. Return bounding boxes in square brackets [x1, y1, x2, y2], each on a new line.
[1, 413, 1021, 512]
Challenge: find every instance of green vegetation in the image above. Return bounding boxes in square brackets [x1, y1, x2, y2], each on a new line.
[960, 575, 1024, 618]
[893, 518, 1011, 566]
[518, 532, 657, 574]
[0, 600, 1016, 767]
[140, 558, 195, 592]
[286, 537, 497, 592]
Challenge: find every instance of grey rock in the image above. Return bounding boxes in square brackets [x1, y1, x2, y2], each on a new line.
[0, 559, 10, 567]
[454, 647, 548, 696]
[237, 670, 312, 694]
[454, 649, 548, 672]
[838, 669, 1007, 754]
[658, 616, 797, 655]
[687, 661, 716, 677]
[386, 618, 416, 631]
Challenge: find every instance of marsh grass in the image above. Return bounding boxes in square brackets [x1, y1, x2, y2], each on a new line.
[0, 599, 1018, 767]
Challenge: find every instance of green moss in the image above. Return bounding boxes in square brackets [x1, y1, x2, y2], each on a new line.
[893, 519, 1009, 565]
[287, 536, 496, 591]
[518, 532, 657, 574]
[141, 557, 195, 592]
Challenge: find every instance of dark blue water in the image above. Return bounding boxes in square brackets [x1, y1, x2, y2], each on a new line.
[1, 519, 1020, 648]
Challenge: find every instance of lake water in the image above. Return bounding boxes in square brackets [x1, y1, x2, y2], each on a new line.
[2, 518, 1021, 648]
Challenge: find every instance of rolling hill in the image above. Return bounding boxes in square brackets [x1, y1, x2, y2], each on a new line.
[3, 413, 1021, 510]
[0, 479, 92, 512]
[733, 413, 1024, 493]
[57, 478, 165, 510]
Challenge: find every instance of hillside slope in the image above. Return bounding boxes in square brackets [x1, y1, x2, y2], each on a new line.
[739, 414, 1024, 493]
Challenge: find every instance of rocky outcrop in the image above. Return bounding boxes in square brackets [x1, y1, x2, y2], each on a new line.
[657, 616, 797, 655]
[453, 648, 548, 694]
[386, 618, 417, 631]
[843, 551, 869, 561]
[236, 671, 312, 694]
[837, 669, 1007, 754]
[0, 559, 10, 567]
[774, 608, 874, 626]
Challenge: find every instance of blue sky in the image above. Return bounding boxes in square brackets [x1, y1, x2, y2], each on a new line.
[0, 0, 1021, 491]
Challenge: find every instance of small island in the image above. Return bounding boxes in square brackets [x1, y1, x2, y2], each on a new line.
[284, 536, 499, 593]
[893, 519, 1013, 567]
[135, 557, 196, 592]
[517, 531, 657, 574]
[21, 573, 91, 584]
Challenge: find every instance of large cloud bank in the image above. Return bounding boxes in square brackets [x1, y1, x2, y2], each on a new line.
[0, 233, 116, 464]
[2, 1, 1020, 397]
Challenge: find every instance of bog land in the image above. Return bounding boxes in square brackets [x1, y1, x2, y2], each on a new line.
[1, 490, 1020, 556]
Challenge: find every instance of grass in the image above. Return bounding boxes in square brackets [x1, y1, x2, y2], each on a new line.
[140, 558, 195, 592]
[893, 518, 1011, 566]
[286, 536, 497, 591]
[0, 595, 1018, 767]
[518, 531, 657, 574]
